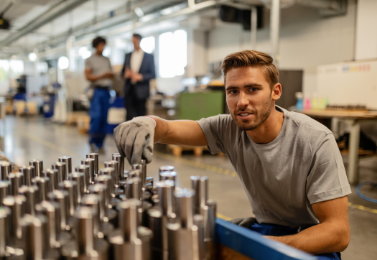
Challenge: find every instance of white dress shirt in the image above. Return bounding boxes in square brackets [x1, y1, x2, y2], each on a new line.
[130, 49, 144, 73]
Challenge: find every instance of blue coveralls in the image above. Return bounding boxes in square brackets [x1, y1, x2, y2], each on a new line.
[89, 88, 110, 148]
[250, 223, 341, 260]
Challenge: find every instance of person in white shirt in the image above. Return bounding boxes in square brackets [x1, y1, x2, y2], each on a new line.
[121, 33, 156, 121]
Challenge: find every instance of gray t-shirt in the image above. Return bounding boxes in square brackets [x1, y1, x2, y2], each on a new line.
[198, 106, 351, 228]
[85, 54, 112, 87]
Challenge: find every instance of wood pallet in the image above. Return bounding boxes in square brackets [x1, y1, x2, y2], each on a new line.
[167, 144, 208, 157]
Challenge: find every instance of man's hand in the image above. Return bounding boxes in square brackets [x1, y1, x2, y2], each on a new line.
[103, 71, 114, 78]
[124, 67, 133, 79]
[113, 117, 156, 164]
[131, 73, 143, 82]
[265, 196, 350, 254]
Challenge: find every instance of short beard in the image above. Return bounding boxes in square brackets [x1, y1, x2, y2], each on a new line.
[231, 98, 273, 131]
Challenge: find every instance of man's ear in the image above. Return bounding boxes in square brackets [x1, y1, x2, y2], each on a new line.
[271, 83, 282, 101]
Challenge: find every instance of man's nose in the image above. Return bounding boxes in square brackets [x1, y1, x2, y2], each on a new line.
[237, 91, 249, 108]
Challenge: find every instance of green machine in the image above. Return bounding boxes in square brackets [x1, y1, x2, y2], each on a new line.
[177, 91, 225, 120]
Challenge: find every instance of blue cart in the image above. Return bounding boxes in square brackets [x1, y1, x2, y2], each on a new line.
[216, 218, 317, 260]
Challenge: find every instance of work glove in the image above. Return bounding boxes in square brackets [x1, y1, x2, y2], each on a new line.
[114, 116, 156, 165]
[228, 217, 257, 229]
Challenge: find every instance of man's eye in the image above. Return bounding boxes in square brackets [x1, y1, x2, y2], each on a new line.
[249, 88, 258, 92]
[228, 90, 237, 94]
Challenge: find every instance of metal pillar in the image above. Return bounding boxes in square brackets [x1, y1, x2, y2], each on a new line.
[270, 0, 280, 66]
[251, 6, 257, 50]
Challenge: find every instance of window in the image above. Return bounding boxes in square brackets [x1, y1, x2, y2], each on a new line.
[140, 36, 155, 54]
[159, 30, 187, 78]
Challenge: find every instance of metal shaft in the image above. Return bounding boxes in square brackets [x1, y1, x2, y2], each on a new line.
[48, 189, 70, 231]
[86, 153, 99, 176]
[156, 180, 175, 216]
[59, 180, 78, 217]
[8, 172, 24, 196]
[69, 172, 85, 204]
[160, 171, 177, 186]
[52, 162, 67, 182]
[19, 185, 38, 215]
[175, 189, 195, 228]
[35, 200, 60, 249]
[140, 159, 147, 186]
[29, 160, 43, 177]
[20, 166, 35, 186]
[44, 169, 59, 191]
[75, 207, 95, 254]
[112, 153, 124, 180]
[32, 176, 50, 202]
[159, 166, 174, 174]
[81, 158, 95, 184]
[3, 195, 26, 240]
[0, 181, 10, 206]
[89, 184, 107, 222]
[58, 156, 72, 177]
[104, 161, 119, 186]
[22, 214, 47, 259]
[76, 165, 90, 193]
[125, 177, 142, 200]
[81, 194, 101, 236]
[0, 161, 11, 180]
[118, 199, 141, 242]
[95, 174, 113, 206]
[191, 176, 208, 214]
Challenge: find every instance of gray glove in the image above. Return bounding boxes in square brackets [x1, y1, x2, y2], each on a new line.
[113, 117, 156, 165]
[228, 217, 257, 228]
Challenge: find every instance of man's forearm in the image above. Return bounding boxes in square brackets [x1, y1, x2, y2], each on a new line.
[266, 222, 349, 254]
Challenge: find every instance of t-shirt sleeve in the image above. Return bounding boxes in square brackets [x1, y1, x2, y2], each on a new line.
[84, 58, 92, 70]
[197, 115, 233, 155]
[306, 133, 351, 204]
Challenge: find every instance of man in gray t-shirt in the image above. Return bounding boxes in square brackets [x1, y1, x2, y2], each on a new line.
[114, 50, 350, 259]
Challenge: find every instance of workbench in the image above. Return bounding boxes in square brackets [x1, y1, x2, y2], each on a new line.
[216, 218, 317, 260]
[296, 109, 377, 185]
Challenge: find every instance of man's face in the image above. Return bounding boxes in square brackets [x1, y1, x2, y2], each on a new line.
[96, 42, 105, 53]
[225, 66, 279, 131]
[132, 36, 141, 50]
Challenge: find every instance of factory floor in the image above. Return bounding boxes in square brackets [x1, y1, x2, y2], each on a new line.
[3, 116, 377, 260]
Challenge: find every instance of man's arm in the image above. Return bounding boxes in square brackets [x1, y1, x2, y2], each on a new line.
[138, 55, 156, 83]
[85, 68, 112, 82]
[266, 196, 350, 254]
[151, 117, 207, 146]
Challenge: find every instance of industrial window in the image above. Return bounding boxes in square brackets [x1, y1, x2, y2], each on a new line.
[140, 36, 155, 54]
[159, 30, 187, 78]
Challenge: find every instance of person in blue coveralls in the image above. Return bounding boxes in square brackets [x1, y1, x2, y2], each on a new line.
[85, 36, 114, 153]
[114, 50, 351, 260]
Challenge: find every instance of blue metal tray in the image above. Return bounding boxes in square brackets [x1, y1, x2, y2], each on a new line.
[216, 218, 318, 260]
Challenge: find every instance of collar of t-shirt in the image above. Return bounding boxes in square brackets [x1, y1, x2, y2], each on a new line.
[130, 49, 144, 73]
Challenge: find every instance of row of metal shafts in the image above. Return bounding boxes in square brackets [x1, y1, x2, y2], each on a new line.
[0, 153, 217, 260]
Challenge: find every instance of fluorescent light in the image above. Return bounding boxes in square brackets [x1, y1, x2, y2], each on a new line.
[28, 53, 37, 62]
[134, 7, 144, 17]
[58, 56, 69, 70]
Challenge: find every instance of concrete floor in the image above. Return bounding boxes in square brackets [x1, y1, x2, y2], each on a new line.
[2, 116, 377, 260]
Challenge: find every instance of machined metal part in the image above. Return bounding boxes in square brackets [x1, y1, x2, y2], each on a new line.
[51, 162, 67, 182]
[204, 199, 217, 260]
[3, 195, 26, 240]
[109, 199, 152, 260]
[19, 185, 38, 216]
[159, 166, 174, 174]
[125, 177, 142, 201]
[69, 172, 85, 204]
[0, 181, 10, 206]
[160, 171, 177, 186]
[35, 200, 71, 249]
[59, 180, 78, 217]
[48, 189, 71, 231]
[148, 180, 175, 259]
[112, 153, 124, 180]
[19, 166, 35, 186]
[140, 159, 147, 187]
[191, 176, 208, 214]
[89, 184, 117, 227]
[21, 214, 60, 260]
[59, 156, 72, 178]
[104, 161, 120, 186]
[167, 188, 204, 260]
[29, 159, 43, 177]
[81, 158, 95, 184]
[86, 153, 99, 176]
[81, 194, 114, 238]
[75, 165, 90, 193]
[43, 169, 59, 191]
[145, 177, 153, 187]
[8, 172, 23, 196]
[0, 206, 11, 258]
[0, 161, 11, 180]
[32, 176, 50, 202]
[62, 206, 109, 260]
[95, 174, 114, 206]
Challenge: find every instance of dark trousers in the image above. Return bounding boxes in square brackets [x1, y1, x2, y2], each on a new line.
[250, 222, 341, 260]
[125, 85, 147, 121]
[89, 88, 110, 148]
